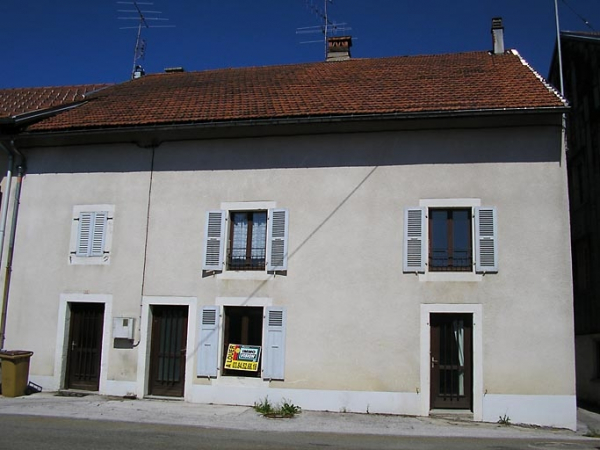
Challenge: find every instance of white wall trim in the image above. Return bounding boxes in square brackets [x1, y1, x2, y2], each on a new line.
[55, 293, 113, 393]
[420, 304, 483, 421]
[215, 297, 273, 307]
[136, 296, 198, 402]
[220, 201, 276, 211]
[482, 394, 576, 430]
[190, 384, 420, 416]
[419, 198, 481, 208]
[68, 204, 115, 266]
[417, 198, 482, 281]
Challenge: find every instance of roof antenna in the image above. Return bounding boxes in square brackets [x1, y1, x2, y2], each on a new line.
[118, 1, 175, 79]
[296, 0, 352, 58]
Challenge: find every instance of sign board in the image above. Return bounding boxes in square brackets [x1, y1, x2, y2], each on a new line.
[224, 344, 261, 372]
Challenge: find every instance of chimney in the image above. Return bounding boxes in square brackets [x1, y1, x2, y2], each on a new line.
[491, 17, 505, 54]
[326, 36, 352, 62]
[132, 65, 145, 79]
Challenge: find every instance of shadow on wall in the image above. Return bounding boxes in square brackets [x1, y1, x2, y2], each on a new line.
[22, 126, 562, 175]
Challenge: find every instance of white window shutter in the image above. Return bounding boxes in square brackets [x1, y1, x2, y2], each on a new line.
[197, 306, 219, 378]
[263, 307, 286, 380]
[90, 212, 107, 257]
[76, 212, 93, 256]
[403, 207, 426, 273]
[203, 210, 225, 271]
[475, 207, 498, 273]
[267, 209, 289, 271]
[76, 212, 107, 257]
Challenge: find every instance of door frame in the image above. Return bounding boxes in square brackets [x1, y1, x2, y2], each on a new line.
[56, 294, 112, 392]
[420, 304, 483, 421]
[137, 296, 197, 401]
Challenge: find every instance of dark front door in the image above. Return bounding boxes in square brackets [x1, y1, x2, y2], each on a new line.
[65, 302, 104, 391]
[148, 305, 188, 397]
[430, 313, 473, 410]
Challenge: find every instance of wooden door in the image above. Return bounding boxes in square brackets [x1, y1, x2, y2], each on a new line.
[430, 313, 473, 410]
[65, 303, 104, 391]
[148, 305, 188, 397]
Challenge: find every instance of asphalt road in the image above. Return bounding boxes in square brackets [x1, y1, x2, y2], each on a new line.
[0, 414, 597, 450]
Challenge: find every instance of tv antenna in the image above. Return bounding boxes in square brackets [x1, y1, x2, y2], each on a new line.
[296, 0, 351, 58]
[118, 1, 175, 79]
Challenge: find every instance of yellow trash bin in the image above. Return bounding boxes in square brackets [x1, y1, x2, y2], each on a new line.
[0, 350, 34, 397]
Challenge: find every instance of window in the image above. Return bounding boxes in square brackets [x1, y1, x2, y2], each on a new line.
[228, 212, 267, 270]
[197, 305, 286, 380]
[69, 205, 114, 265]
[203, 207, 289, 273]
[403, 204, 497, 274]
[222, 306, 263, 377]
[429, 209, 472, 271]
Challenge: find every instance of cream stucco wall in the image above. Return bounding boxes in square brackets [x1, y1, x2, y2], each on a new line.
[2, 122, 576, 428]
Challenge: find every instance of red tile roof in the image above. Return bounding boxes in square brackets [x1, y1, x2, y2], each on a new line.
[0, 84, 110, 118]
[28, 51, 565, 132]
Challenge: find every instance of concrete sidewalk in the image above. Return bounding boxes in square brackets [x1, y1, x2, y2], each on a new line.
[0, 392, 599, 442]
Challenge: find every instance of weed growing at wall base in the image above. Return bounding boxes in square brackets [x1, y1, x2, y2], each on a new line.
[254, 397, 301, 418]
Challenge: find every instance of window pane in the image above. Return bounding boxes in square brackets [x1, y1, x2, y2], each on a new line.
[231, 213, 248, 260]
[251, 212, 267, 260]
[452, 210, 471, 268]
[430, 210, 448, 268]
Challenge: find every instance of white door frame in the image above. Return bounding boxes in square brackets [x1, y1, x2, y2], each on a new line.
[137, 296, 197, 401]
[420, 304, 483, 421]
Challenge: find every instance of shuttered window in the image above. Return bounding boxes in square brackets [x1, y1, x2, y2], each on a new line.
[202, 208, 289, 272]
[76, 211, 108, 257]
[403, 205, 498, 274]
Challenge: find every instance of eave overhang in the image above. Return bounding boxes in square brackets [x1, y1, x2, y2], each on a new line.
[14, 105, 568, 149]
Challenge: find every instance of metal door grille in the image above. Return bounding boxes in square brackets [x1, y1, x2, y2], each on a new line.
[149, 305, 188, 397]
[66, 303, 104, 390]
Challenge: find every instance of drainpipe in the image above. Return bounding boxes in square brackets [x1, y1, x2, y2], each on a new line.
[0, 141, 14, 350]
[0, 143, 24, 351]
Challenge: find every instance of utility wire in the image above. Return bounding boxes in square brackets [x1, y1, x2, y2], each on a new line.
[561, 0, 595, 30]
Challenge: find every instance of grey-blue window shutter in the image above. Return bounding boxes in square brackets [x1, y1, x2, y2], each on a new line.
[263, 307, 286, 380]
[76, 212, 93, 256]
[403, 207, 426, 273]
[267, 209, 289, 271]
[90, 212, 107, 257]
[203, 210, 225, 271]
[197, 306, 219, 378]
[76, 212, 107, 257]
[475, 207, 498, 273]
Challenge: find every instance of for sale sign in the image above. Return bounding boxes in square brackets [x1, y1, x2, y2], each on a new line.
[224, 344, 261, 372]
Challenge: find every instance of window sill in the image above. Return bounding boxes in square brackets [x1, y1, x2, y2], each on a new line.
[211, 375, 270, 388]
[419, 272, 483, 282]
[69, 254, 110, 265]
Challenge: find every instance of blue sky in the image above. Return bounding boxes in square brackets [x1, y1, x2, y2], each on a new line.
[1, 0, 598, 89]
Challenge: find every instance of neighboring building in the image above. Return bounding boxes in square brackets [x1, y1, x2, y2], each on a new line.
[0, 22, 576, 429]
[549, 31, 600, 407]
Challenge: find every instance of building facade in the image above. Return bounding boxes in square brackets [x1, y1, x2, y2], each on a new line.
[0, 30, 577, 429]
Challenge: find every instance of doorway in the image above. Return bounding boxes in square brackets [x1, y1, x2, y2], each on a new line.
[148, 305, 188, 397]
[65, 302, 105, 391]
[430, 313, 473, 410]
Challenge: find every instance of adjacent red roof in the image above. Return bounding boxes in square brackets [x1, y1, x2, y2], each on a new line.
[24, 51, 565, 132]
[0, 84, 110, 119]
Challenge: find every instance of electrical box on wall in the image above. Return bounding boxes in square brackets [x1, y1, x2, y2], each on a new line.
[113, 317, 135, 340]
